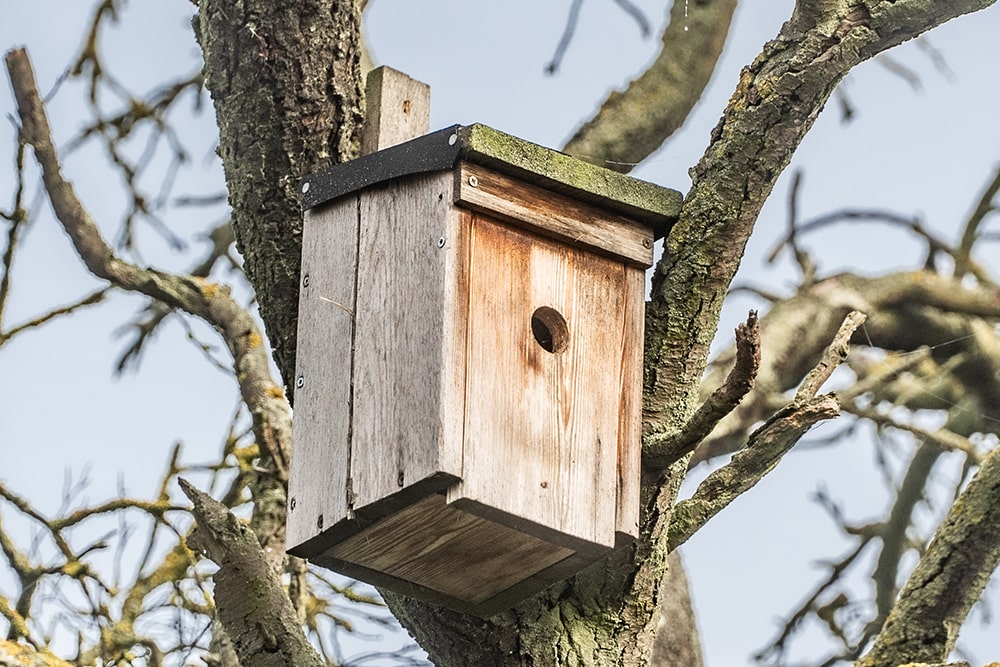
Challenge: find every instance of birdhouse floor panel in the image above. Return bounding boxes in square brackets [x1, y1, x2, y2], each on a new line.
[328, 493, 573, 606]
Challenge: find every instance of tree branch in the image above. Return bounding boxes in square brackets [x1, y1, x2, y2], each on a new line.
[856, 439, 1000, 667]
[665, 312, 866, 551]
[644, 310, 761, 468]
[6, 45, 292, 576]
[179, 479, 324, 667]
[563, 0, 739, 171]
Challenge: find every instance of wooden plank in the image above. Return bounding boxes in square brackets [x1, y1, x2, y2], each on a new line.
[350, 171, 464, 511]
[361, 66, 431, 155]
[329, 494, 573, 606]
[616, 266, 645, 545]
[287, 200, 359, 551]
[313, 544, 589, 618]
[449, 214, 627, 550]
[455, 162, 654, 268]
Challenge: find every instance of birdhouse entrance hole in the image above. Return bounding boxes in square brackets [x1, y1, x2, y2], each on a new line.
[531, 306, 569, 354]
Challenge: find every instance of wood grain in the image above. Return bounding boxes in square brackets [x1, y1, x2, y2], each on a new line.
[350, 171, 464, 510]
[616, 266, 644, 544]
[287, 200, 358, 551]
[330, 494, 573, 606]
[449, 214, 630, 551]
[455, 162, 654, 268]
[360, 67, 431, 155]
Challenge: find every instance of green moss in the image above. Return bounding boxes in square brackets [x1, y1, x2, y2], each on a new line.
[459, 124, 683, 235]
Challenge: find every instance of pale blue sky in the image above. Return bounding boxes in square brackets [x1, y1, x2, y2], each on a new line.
[2, 2, 999, 664]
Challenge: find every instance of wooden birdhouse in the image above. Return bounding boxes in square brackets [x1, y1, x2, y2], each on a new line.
[287, 71, 681, 617]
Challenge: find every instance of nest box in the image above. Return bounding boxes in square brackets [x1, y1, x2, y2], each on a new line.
[287, 122, 681, 617]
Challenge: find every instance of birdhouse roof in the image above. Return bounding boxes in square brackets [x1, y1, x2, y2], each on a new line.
[300, 124, 683, 239]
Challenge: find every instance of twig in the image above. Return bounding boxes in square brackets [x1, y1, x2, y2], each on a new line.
[5, 48, 290, 484]
[955, 161, 1000, 277]
[666, 311, 867, 550]
[795, 310, 866, 402]
[643, 311, 761, 468]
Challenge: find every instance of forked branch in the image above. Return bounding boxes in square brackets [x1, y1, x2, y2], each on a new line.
[666, 311, 866, 551]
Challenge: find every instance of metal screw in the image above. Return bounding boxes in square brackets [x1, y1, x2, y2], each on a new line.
[397, 471, 405, 487]
[643, 238, 652, 249]
[437, 236, 446, 248]
[296, 375, 304, 388]
[317, 515, 324, 529]
[448, 133, 458, 146]
[302, 274, 310, 287]
[468, 175, 479, 187]
[301, 180, 311, 194]
[289, 498, 297, 511]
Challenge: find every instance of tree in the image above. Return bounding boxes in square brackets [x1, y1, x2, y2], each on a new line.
[3, 1, 1000, 665]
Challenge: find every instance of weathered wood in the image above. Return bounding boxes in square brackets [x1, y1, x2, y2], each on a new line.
[456, 162, 654, 268]
[361, 66, 431, 155]
[350, 172, 464, 510]
[447, 214, 630, 551]
[287, 200, 358, 549]
[330, 494, 573, 606]
[616, 266, 645, 544]
[291, 113, 653, 613]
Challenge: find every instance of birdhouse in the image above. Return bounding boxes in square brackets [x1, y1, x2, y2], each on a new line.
[286, 121, 682, 617]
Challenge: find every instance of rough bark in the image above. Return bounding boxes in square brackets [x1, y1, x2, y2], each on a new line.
[193, 0, 365, 386]
[649, 552, 704, 667]
[856, 439, 1000, 666]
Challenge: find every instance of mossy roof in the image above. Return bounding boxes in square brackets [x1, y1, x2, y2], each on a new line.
[301, 124, 682, 239]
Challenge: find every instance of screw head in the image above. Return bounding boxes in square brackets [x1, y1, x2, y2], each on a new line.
[301, 181, 311, 194]
[437, 236, 446, 248]
[643, 238, 652, 249]
[468, 175, 479, 187]
[302, 274, 310, 287]
[296, 376, 304, 388]
[448, 133, 458, 146]
[289, 498, 297, 511]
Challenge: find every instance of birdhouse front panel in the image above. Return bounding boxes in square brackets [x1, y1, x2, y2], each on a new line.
[448, 199, 645, 554]
[287, 124, 682, 617]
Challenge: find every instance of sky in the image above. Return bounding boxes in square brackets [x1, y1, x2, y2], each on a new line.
[2, 1, 1000, 665]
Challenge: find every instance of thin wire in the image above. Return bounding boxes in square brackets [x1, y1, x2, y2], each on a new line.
[852, 327, 1000, 426]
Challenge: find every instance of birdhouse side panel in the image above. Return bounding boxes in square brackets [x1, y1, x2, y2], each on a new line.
[287, 199, 359, 552]
[349, 172, 466, 513]
[616, 265, 644, 544]
[451, 214, 628, 551]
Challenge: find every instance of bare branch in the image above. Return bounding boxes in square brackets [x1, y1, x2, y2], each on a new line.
[563, 0, 739, 170]
[795, 310, 866, 402]
[5, 48, 291, 489]
[956, 161, 1000, 276]
[666, 311, 865, 549]
[179, 479, 325, 667]
[644, 311, 761, 468]
[857, 439, 1000, 666]
[667, 393, 840, 551]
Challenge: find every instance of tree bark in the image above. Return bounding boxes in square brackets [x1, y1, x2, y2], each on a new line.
[194, 0, 365, 386]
